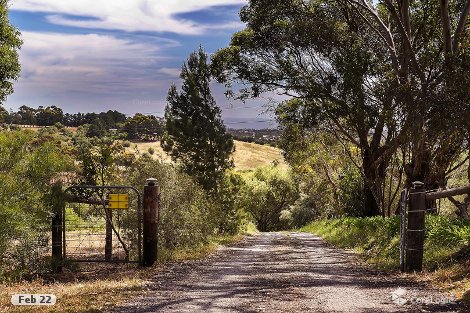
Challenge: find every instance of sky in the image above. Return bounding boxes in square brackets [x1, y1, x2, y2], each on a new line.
[5, 0, 278, 129]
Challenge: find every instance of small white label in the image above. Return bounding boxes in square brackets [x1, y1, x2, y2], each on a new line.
[11, 294, 56, 306]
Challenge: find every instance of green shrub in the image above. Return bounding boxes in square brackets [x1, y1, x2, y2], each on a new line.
[0, 130, 71, 279]
[239, 166, 299, 231]
[338, 164, 364, 216]
[148, 147, 155, 155]
[125, 156, 216, 257]
[301, 215, 470, 269]
[289, 193, 319, 228]
[214, 171, 244, 235]
[122, 140, 131, 148]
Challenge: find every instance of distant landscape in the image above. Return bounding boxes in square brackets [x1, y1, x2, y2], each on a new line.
[131, 140, 286, 171]
[1, 1, 470, 312]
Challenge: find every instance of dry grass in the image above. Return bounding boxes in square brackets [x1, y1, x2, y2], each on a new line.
[231, 141, 287, 170]
[129, 140, 287, 171]
[0, 234, 245, 313]
[127, 141, 169, 162]
[419, 260, 470, 304]
[16, 126, 78, 133]
[20, 127, 287, 170]
[0, 266, 149, 313]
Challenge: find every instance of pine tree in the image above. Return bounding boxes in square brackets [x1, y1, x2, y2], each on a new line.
[161, 47, 234, 193]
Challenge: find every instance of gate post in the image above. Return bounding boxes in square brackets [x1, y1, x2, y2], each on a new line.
[399, 189, 408, 272]
[143, 178, 160, 267]
[406, 181, 426, 272]
[51, 183, 64, 273]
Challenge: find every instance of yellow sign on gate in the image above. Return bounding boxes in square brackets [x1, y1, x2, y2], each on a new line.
[108, 194, 129, 209]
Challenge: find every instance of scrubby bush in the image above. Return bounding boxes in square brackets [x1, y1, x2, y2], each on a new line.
[125, 155, 217, 257]
[0, 130, 71, 279]
[239, 166, 299, 231]
[148, 147, 155, 155]
[302, 216, 470, 269]
[214, 171, 245, 235]
[288, 193, 319, 228]
[338, 164, 364, 217]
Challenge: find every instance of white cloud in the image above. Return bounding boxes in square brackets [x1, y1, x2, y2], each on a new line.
[11, 0, 247, 34]
[16, 31, 168, 98]
[157, 67, 181, 77]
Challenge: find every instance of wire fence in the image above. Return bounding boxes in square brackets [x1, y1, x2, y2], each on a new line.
[62, 186, 142, 263]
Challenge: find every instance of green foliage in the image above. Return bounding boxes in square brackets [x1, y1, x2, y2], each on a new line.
[147, 147, 155, 155]
[162, 47, 234, 194]
[212, 0, 470, 215]
[35, 106, 64, 126]
[426, 216, 470, 246]
[278, 127, 364, 217]
[214, 171, 245, 235]
[0, 130, 71, 278]
[0, 126, 243, 280]
[16, 105, 36, 125]
[72, 130, 127, 185]
[338, 164, 364, 217]
[288, 193, 319, 228]
[85, 119, 107, 138]
[0, 0, 22, 104]
[123, 114, 163, 141]
[239, 166, 299, 231]
[0, 106, 8, 123]
[302, 216, 470, 269]
[125, 155, 216, 256]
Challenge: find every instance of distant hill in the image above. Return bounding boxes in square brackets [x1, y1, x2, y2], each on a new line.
[227, 128, 280, 146]
[130, 140, 287, 171]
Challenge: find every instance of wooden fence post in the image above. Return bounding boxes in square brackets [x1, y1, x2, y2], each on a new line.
[51, 183, 64, 273]
[406, 181, 426, 272]
[143, 178, 160, 267]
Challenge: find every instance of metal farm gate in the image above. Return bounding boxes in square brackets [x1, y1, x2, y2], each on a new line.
[62, 186, 142, 264]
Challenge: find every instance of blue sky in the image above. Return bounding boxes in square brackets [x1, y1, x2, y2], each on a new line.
[6, 0, 278, 128]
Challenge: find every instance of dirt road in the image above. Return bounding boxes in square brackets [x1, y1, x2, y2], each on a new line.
[112, 232, 466, 312]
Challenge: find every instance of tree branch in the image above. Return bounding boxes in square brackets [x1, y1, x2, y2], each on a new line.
[453, 0, 470, 54]
[383, 0, 426, 83]
[344, 0, 400, 77]
[440, 0, 453, 56]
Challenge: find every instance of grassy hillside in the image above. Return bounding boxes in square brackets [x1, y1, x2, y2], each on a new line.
[129, 140, 287, 171]
[20, 126, 287, 171]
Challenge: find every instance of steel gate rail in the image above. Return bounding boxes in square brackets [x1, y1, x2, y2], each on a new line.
[62, 186, 142, 264]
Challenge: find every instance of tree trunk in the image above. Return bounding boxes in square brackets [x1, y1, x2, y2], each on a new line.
[362, 151, 388, 217]
[363, 185, 380, 216]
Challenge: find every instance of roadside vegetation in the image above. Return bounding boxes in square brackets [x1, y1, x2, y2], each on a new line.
[0, 233, 248, 313]
[0, 47, 266, 312]
[210, 0, 470, 304]
[2, 0, 470, 311]
[301, 216, 470, 303]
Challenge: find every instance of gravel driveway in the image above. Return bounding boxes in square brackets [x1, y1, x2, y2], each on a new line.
[111, 232, 467, 312]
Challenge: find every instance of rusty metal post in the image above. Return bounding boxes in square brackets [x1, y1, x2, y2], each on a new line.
[406, 181, 426, 272]
[51, 183, 64, 273]
[143, 178, 160, 267]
